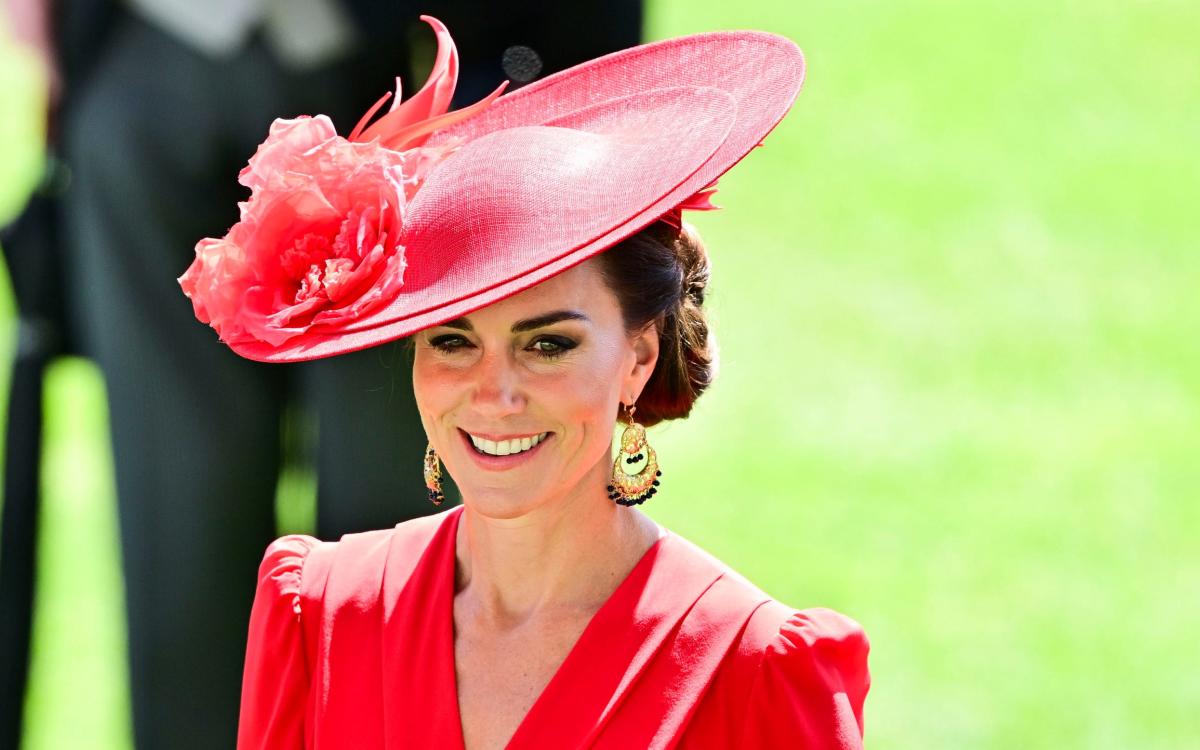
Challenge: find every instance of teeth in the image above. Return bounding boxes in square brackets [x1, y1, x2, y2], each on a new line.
[468, 432, 548, 457]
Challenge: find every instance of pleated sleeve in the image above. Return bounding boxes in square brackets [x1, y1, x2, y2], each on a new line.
[738, 607, 871, 749]
[237, 535, 321, 750]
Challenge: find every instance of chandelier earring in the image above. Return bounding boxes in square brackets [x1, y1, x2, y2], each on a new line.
[423, 443, 445, 506]
[607, 402, 662, 506]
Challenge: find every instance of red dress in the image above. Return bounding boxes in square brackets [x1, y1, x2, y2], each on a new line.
[239, 505, 870, 749]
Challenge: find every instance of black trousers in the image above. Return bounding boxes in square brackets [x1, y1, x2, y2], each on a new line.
[0, 189, 67, 750]
[58, 13, 440, 748]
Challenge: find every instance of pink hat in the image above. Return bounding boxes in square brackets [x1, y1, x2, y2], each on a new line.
[178, 16, 805, 363]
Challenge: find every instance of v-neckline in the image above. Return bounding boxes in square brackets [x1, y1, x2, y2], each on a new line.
[440, 505, 669, 750]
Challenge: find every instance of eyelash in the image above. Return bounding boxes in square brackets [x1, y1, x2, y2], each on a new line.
[427, 334, 577, 360]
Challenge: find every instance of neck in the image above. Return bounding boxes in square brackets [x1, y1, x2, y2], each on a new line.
[453, 459, 663, 630]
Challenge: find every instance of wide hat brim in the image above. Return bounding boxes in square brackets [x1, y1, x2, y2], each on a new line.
[231, 30, 805, 362]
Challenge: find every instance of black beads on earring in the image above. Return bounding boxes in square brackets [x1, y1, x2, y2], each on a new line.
[608, 403, 661, 506]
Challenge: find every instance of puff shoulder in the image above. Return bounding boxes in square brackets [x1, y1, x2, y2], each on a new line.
[739, 606, 871, 749]
[237, 535, 322, 750]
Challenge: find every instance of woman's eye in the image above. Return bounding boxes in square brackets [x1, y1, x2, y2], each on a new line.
[429, 334, 471, 353]
[529, 336, 576, 358]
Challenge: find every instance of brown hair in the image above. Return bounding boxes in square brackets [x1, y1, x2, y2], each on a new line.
[596, 221, 716, 427]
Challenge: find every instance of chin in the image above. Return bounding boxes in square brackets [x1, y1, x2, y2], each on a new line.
[458, 486, 549, 520]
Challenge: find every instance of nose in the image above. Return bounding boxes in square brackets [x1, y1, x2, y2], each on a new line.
[471, 349, 525, 418]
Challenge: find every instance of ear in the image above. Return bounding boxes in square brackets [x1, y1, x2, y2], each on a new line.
[622, 321, 660, 403]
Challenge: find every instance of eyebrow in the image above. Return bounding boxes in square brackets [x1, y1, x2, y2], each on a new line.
[438, 310, 591, 334]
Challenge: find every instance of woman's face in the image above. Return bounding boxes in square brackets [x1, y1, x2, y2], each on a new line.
[412, 257, 658, 518]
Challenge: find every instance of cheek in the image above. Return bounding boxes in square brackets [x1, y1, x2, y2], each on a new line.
[545, 343, 627, 433]
[412, 354, 463, 425]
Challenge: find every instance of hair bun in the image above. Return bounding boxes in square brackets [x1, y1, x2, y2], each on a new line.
[597, 221, 717, 426]
[676, 223, 710, 307]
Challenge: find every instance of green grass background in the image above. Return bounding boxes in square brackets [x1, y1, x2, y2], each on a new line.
[1, 1, 1198, 747]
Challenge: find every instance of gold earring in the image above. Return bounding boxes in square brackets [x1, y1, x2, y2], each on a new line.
[607, 403, 662, 506]
[424, 443, 445, 506]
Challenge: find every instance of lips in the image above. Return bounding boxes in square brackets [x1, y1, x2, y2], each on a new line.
[465, 430, 549, 456]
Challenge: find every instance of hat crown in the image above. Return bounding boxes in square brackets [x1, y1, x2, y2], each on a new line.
[388, 86, 737, 307]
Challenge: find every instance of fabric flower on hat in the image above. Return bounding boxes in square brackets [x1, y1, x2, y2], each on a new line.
[178, 15, 504, 348]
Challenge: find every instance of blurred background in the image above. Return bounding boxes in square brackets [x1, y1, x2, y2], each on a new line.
[0, 0, 1197, 748]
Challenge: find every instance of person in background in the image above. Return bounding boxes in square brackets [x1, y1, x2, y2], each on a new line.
[0, 1, 642, 747]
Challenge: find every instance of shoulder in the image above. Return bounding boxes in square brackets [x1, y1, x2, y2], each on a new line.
[759, 605, 870, 693]
[736, 603, 871, 748]
[261, 506, 460, 617]
[240, 534, 325, 747]
[240, 510, 458, 745]
[685, 539, 870, 694]
[751, 604, 870, 669]
[248, 506, 458, 633]
[660, 531, 869, 667]
[241, 529, 404, 747]
[662, 531, 870, 747]
[661, 529, 866, 654]
[256, 534, 321, 587]
[249, 534, 325, 628]
[251, 529, 383, 612]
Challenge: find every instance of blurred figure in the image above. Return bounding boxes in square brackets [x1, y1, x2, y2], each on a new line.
[1, 1, 641, 747]
[0, 157, 73, 750]
[0, 2, 88, 747]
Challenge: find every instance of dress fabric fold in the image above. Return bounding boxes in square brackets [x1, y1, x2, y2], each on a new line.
[238, 504, 870, 749]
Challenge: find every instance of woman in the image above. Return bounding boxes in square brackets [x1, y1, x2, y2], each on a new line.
[179, 16, 870, 749]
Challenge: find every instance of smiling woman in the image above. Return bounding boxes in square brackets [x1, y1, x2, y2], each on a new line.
[178, 16, 870, 750]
